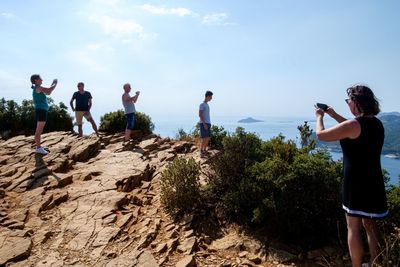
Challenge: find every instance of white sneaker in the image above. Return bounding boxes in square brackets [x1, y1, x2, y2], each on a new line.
[361, 263, 370, 267]
[35, 147, 49, 155]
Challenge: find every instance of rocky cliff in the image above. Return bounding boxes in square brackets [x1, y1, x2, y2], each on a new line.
[0, 132, 341, 267]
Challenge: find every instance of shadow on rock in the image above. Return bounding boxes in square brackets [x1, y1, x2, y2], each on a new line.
[27, 154, 60, 190]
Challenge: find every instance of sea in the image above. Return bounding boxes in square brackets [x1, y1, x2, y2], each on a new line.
[151, 115, 400, 185]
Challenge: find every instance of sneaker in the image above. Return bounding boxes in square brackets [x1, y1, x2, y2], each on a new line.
[200, 150, 206, 158]
[35, 146, 49, 155]
[362, 263, 370, 267]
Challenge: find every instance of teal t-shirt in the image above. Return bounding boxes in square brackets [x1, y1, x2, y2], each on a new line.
[32, 86, 49, 111]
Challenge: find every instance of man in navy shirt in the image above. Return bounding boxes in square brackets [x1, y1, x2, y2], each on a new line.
[70, 82, 99, 137]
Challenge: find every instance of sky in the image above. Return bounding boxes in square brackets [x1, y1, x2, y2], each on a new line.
[1, 0, 400, 122]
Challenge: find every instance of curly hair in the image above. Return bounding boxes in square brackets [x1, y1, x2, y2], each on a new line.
[346, 85, 380, 116]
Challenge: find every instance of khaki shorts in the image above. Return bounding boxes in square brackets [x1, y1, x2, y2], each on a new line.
[75, 111, 92, 125]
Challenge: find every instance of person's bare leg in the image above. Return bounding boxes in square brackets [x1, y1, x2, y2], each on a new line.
[204, 137, 210, 151]
[35, 121, 46, 148]
[362, 218, 382, 266]
[78, 125, 83, 137]
[125, 129, 131, 142]
[200, 138, 207, 157]
[346, 214, 364, 267]
[89, 118, 99, 136]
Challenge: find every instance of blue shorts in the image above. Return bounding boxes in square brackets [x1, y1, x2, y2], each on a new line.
[125, 113, 135, 130]
[199, 123, 211, 138]
[35, 109, 48, 122]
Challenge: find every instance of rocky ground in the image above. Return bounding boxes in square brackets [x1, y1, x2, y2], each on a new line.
[0, 132, 349, 267]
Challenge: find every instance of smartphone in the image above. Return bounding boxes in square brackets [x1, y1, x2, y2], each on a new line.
[316, 103, 328, 111]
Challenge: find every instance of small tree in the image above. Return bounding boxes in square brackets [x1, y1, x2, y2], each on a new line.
[297, 121, 316, 150]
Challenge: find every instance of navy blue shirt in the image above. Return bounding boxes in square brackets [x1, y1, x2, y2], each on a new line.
[72, 91, 92, 111]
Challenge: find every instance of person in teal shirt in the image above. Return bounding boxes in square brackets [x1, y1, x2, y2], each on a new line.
[31, 74, 58, 155]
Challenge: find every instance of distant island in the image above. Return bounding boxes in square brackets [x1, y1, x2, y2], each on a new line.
[238, 117, 264, 123]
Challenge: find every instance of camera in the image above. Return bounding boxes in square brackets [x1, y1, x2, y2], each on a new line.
[316, 103, 328, 111]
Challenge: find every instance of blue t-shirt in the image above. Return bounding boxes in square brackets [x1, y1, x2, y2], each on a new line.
[199, 102, 211, 124]
[72, 91, 92, 111]
[32, 86, 49, 111]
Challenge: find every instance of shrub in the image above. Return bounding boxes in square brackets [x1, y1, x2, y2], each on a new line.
[0, 97, 72, 138]
[160, 157, 201, 215]
[99, 110, 125, 133]
[191, 124, 228, 150]
[135, 112, 155, 133]
[378, 227, 400, 267]
[99, 110, 154, 134]
[210, 127, 264, 194]
[46, 99, 74, 132]
[378, 176, 400, 266]
[269, 151, 342, 245]
[297, 121, 316, 150]
[207, 126, 344, 247]
[175, 128, 191, 141]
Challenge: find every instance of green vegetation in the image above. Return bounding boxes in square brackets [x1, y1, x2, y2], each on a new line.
[166, 122, 400, 257]
[207, 127, 343, 247]
[99, 109, 154, 134]
[379, 178, 400, 267]
[176, 124, 228, 150]
[0, 97, 72, 138]
[160, 157, 201, 215]
[380, 114, 400, 153]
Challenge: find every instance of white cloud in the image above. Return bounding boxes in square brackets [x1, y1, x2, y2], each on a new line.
[68, 43, 115, 72]
[89, 15, 144, 38]
[68, 50, 107, 72]
[1, 12, 16, 19]
[202, 13, 235, 26]
[140, 4, 192, 17]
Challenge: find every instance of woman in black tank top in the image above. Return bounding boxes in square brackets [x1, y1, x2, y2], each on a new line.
[315, 85, 388, 267]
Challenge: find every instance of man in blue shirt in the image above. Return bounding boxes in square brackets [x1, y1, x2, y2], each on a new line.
[199, 90, 213, 158]
[70, 82, 99, 137]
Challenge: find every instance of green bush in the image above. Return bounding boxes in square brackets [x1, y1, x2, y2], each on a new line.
[99, 109, 155, 134]
[0, 97, 72, 138]
[160, 157, 201, 215]
[207, 125, 344, 247]
[182, 124, 228, 150]
[211, 127, 264, 186]
[386, 182, 400, 229]
[175, 128, 191, 141]
[378, 176, 400, 267]
[269, 151, 342, 245]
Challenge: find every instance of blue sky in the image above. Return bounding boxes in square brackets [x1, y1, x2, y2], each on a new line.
[1, 0, 399, 121]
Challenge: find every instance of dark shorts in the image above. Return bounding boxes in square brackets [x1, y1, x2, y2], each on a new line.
[125, 113, 135, 130]
[35, 109, 48, 122]
[199, 123, 211, 138]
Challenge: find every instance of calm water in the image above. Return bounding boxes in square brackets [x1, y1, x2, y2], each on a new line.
[152, 115, 400, 185]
